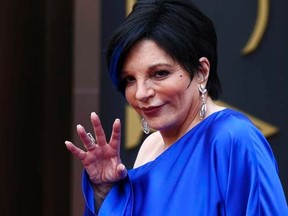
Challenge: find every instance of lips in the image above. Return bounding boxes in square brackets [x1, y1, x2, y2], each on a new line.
[142, 105, 163, 116]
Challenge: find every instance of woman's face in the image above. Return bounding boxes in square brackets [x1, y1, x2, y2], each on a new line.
[122, 40, 203, 134]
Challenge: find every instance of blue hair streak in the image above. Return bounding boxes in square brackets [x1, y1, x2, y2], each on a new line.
[109, 44, 124, 93]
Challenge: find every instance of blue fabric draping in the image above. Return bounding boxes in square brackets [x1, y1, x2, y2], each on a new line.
[83, 109, 288, 215]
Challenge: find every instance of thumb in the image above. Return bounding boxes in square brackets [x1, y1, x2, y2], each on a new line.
[116, 163, 128, 179]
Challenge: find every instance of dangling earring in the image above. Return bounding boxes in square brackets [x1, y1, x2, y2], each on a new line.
[141, 118, 150, 134]
[198, 85, 207, 120]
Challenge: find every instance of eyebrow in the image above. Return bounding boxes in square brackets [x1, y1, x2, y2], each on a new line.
[122, 62, 176, 77]
[148, 63, 174, 70]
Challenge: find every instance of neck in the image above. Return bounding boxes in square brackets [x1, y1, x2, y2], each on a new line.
[159, 98, 223, 148]
[159, 109, 200, 148]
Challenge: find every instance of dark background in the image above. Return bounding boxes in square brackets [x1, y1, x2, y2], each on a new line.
[0, 0, 72, 215]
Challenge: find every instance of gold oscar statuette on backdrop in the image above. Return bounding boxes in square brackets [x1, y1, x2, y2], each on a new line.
[242, 0, 269, 55]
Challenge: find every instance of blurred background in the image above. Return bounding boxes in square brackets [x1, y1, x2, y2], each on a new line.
[0, 0, 287, 215]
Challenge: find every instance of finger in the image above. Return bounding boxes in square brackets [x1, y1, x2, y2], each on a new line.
[76, 125, 96, 150]
[65, 141, 86, 160]
[109, 118, 121, 150]
[86, 133, 96, 150]
[91, 112, 107, 146]
[116, 163, 127, 179]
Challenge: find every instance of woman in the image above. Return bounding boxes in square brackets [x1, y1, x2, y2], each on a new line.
[65, 0, 288, 215]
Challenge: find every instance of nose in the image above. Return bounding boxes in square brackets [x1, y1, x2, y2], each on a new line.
[135, 80, 154, 101]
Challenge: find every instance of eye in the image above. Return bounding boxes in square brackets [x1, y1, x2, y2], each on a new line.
[152, 70, 170, 79]
[121, 75, 135, 87]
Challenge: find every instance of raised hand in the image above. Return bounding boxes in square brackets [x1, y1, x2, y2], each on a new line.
[65, 112, 127, 186]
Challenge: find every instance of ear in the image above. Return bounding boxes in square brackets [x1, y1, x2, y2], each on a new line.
[195, 57, 210, 85]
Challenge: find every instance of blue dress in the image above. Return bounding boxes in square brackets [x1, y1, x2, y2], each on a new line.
[82, 109, 288, 215]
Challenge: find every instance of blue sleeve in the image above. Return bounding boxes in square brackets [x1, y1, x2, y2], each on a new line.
[214, 118, 288, 215]
[82, 170, 96, 216]
[81, 170, 133, 216]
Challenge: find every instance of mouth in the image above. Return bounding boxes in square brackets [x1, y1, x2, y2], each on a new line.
[141, 105, 163, 116]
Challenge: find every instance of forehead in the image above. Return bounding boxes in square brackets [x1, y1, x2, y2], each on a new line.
[123, 39, 174, 69]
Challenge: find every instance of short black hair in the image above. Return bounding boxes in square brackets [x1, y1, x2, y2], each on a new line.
[106, 0, 221, 100]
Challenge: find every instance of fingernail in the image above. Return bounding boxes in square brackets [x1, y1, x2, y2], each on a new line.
[77, 124, 82, 129]
[64, 141, 70, 147]
[91, 112, 96, 116]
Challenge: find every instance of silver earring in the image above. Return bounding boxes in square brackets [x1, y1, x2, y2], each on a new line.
[141, 118, 150, 134]
[198, 85, 207, 120]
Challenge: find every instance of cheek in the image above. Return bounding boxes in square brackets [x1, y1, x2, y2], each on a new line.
[159, 83, 188, 99]
[165, 84, 197, 108]
[125, 88, 135, 105]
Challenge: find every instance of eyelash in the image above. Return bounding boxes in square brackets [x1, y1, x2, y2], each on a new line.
[121, 70, 171, 87]
[152, 70, 170, 79]
[122, 76, 135, 86]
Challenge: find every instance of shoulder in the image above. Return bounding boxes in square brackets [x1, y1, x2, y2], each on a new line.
[206, 109, 274, 161]
[208, 109, 258, 138]
[208, 109, 277, 170]
[133, 131, 163, 168]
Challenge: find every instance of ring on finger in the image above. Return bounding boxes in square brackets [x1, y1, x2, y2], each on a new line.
[85, 133, 96, 149]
